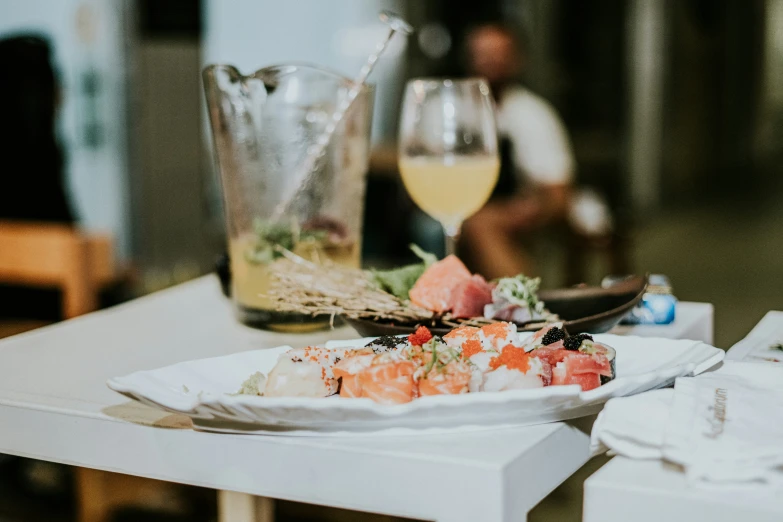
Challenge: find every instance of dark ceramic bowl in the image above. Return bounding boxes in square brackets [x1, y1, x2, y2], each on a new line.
[345, 275, 648, 337]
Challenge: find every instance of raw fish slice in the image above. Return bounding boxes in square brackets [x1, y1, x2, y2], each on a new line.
[551, 362, 601, 391]
[333, 352, 375, 398]
[450, 275, 494, 319]
[409, 255, 472, 312]
[484, 303, 533, 324]
[533, 345, 612, 391]
[361, 375, 416, 404]
[532, 348, 611, 376]
[358, 358, 417, 404]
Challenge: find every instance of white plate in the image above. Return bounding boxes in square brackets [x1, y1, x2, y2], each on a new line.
[107, 334, 723, 434]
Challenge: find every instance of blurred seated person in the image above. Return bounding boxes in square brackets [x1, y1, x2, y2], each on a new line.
[0, 35, 76, 321]
[460, 24, 611, 279]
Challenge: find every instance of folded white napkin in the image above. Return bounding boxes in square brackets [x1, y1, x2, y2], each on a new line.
[590, 388, 672, 458]
[592, 361, 783, 488]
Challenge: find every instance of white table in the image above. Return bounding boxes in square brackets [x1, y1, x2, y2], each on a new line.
[0, 276, 713, 522]
[583, 311, 783, 522]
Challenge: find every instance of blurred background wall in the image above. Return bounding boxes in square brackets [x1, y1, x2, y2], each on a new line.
[1, 0, 782, 344]
[1, 1, 782, 521]
[0, 0, 131, 258]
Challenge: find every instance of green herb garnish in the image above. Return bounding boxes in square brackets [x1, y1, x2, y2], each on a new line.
[369, 244, 438, 300]
[771, 343, 783, 352]
[494, 274, 545, 315]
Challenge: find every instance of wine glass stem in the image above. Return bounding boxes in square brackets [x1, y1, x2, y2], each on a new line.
[444, 223, 461, 257]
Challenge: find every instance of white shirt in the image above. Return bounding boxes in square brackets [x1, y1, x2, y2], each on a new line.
[496, 86, 575, 186]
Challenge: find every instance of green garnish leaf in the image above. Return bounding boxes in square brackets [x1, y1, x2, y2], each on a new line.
[771, 343, 783, 352]
[369, 244, 438, 300]
[410, 243, 438, 267]
[370, 264, 427, 300]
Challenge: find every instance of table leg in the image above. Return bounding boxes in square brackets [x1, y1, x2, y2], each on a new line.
[218, 490, 274, 522]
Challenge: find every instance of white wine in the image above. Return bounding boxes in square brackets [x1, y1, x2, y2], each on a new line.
[399, 156, 500, 229]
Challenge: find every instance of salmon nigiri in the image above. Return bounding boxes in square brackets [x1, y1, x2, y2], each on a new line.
[334, 337, 409, 398]
[333, 349, 375, 398]
[358, 353, 418, 404]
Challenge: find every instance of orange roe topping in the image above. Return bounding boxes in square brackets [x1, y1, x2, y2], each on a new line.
[408, 326, 433, 346]
[444, 326, 479, 340]
[480, 322, 511, 340]
[489, 344, 530, 373]
[461, 339, 483, 359]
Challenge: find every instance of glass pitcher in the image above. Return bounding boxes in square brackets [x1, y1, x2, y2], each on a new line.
[203, 64, 374, 331]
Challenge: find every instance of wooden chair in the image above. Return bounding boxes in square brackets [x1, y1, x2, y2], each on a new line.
[0, 222, 201, 522]
[0, 221, 133, 522]
[0, 221, 100, 320]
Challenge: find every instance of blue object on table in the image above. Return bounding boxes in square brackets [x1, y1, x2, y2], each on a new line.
[604, 274, 677, 325]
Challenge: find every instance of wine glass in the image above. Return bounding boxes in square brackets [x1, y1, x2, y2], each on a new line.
[398, 78, 499, 256]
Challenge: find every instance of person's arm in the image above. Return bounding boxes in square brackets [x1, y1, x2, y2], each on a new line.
[537, 182, 571, 222]
[496, 183, 570, 231]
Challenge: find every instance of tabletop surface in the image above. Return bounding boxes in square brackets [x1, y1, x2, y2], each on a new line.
[0, 275, 714, 521]
[583, 311, 783, 522]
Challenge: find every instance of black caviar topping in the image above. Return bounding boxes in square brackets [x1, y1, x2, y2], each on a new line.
[366, 335, 405, 354]
[564, 333, 594, 351]
[541, 327, 566, 346]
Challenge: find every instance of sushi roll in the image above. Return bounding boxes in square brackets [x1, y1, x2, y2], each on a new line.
[482, 345, 552, 392]
[418, 359, 472, 396]
[443, 326, 480, 349]
[530, 343, 613, 392]
[445, 326, 483, 356]
[334, 334, 411, 398]
[522, 322, 566, 351]
[333, 350, 376, 398]
[364, 335, 408, 354]
[443, 326, 499, 392]
[413, 336, 471, 396]
[357, 351, 417, 404]
[263, 346, 345, 398]
[478, 322, 519, 351]
[575, 339, 616, 385]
